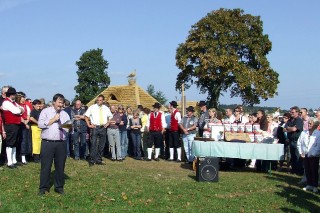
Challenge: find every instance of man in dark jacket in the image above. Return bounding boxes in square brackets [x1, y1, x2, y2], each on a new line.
[285, 106, 304, 175]
[72, 100, 88, 160]
[197, 101, 210, 137]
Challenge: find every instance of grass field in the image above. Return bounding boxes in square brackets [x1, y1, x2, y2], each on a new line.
[0, 157, 319, 212]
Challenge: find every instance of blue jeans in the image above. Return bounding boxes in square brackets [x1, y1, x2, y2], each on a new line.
[20, 124, 32, 155]
[131, 132, 141, 158]
[182, 133, 195, 162]
[73, 131, 87, 159]
[119, 130, 128, 158]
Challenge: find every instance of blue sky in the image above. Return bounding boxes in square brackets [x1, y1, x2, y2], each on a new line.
[0, 0, 319, 110]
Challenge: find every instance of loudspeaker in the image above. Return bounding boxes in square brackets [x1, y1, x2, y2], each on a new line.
[196, 157, 219, 182]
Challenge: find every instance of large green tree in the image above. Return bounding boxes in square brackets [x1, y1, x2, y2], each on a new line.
[146, 84, 167, 105]
[74, 48, 110, 104]
[175, 8, 279, 108]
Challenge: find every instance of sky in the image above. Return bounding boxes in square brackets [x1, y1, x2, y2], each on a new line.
[0, 0, 319, 110]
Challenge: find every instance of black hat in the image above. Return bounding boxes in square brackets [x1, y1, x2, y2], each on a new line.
[32, 99, 41, 105]
[17, 91, 26, 98]
[6, 87, 16, 96]
[198, 100, 206, 107]
[169, 101, 178, 107]
[152, 102, 161, 109]
[186, 106, 195, 112]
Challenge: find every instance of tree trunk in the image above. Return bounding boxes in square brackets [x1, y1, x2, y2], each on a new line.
[208, 85, 221, 109]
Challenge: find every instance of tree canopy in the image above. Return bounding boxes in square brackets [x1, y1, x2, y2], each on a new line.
[74, 48, 110, 104]
[175, 8, 279, 108]
[146, 84, 167, 105]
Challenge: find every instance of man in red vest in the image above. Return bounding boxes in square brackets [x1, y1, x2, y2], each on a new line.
[1, 87, 24, 168]
[168, 101, 182, 162]
[146, 102, 167, 161]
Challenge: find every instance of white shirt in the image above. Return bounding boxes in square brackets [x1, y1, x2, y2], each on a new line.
[297, 130, 320, 157]
[224, 114, 235, 123]
[2, 99, 24, 115]
[84, 104, 112, 125]
[26, 105, 31, 116]
[172, 109, 182, 123]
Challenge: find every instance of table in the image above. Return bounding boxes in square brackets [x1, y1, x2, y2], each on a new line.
[192, 140, 284, 160]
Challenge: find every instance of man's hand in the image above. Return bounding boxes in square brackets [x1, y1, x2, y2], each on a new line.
[183, 128, 189, 135]
[88, 124, 95, 129]
[53, 113, 60, 122]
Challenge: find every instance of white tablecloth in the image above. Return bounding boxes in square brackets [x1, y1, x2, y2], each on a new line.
[192, 140, 284, 160]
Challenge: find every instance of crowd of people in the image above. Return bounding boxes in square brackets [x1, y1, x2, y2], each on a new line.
[0, 85, 319, 195]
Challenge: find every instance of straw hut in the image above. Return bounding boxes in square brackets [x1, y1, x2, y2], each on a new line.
[87, 71, 167, 111]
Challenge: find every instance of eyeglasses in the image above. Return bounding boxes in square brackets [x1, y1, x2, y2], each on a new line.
[290, 111, 296, 114]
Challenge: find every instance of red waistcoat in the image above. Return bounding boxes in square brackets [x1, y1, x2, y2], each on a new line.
[170, 109, 179, 131]
[149, 112, 163, 131]
[20, 103, 28, 120]
[2, 98, 21, 125]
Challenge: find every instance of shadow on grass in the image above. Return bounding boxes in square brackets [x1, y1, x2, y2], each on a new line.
[266, 171, 300, 185]
[180, 162, 193, 170]
[266, 172, 320, 212]
[188, 174, 197, 181]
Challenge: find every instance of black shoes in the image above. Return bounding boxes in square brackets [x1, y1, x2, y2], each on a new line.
[89, 161, 94, 167]
[96, 161, 106, 165]
[38, 190, 49, 196]
[38, 189, 64, 196]
[7, 165, 17, 169]
[154, 158, 160, 161]
[38, 191, 46, 196]
[54, 188, 65, 195]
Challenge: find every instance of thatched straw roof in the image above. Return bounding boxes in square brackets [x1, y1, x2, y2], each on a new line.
[87, 83, 167, 111]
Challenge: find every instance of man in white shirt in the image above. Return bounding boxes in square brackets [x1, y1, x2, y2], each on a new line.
[224, 108, 235, 124]
[2, 87, 24, 168]
[85, 95, 112, 166]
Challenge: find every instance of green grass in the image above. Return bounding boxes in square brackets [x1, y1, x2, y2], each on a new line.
[0, 158, 319, 212]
